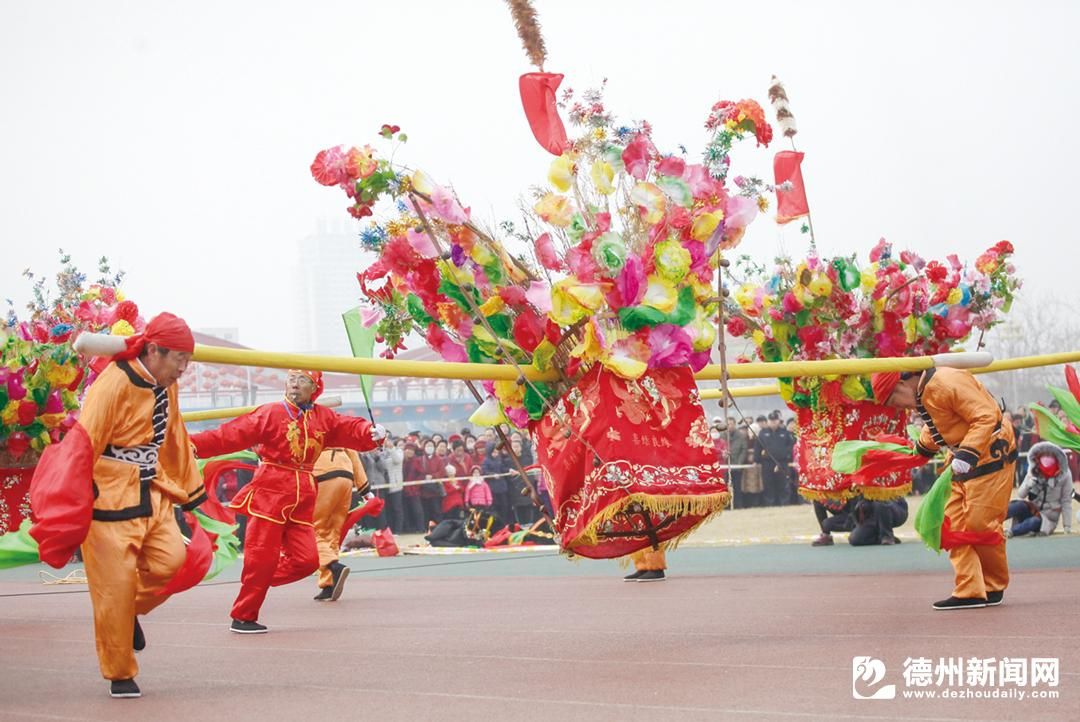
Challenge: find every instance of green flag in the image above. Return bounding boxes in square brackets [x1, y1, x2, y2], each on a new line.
[342, 307, 376, 400]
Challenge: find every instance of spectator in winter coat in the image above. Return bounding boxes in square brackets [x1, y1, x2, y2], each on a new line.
[1007, 442, 1074, 537]
[464, 466, 493, 511]
[401, 443, 426, 533]
[483, 445, 513, 526]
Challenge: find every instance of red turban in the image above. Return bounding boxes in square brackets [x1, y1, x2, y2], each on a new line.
[113, 312, 195, 361]
[290, 369, 324, 402]
[871, 372, 901, 405]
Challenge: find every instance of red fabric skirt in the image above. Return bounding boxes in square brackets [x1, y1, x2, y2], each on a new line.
[0, 465, 34, 536]
[794, 402, 911, 501]
[532, 366, 728, 559]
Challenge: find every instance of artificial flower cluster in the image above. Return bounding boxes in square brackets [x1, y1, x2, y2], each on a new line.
[1, 253, 142, 460]
[313, 87, 774, 427]
[726, 239, 1021, 408]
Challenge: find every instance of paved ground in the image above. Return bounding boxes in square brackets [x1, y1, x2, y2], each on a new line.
[1, 536, 1077, 721]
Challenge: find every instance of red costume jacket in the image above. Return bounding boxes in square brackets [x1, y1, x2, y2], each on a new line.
[190, 401, 377, 526]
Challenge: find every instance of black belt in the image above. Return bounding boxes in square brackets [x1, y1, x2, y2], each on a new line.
[315, 469, 354, 484]
[954, 448, 1018, 482]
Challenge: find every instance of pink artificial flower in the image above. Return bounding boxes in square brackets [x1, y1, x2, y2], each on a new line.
[406, 228, 438, 258]
[946, 254, 962, 271]
[615, 254, 647, 307]
[868, 238, 891, 263]
[657, 155, 686, 177]
[647, 324, 693, 368]
[566, 245, 600, 282]
[359, 306, 385, 328]
[426, 324, 467, 363]
[505, 406, 530, 428]
[429, 185, 470, 224]
[688, 350, 710, 372]
[526, 281, 552, 313]
[621, 134, 655, 181]
[535, 232, 563, 271]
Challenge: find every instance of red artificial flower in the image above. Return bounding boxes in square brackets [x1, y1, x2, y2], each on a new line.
[735, 100, 773, 146]
[6, 431, 30, 459]
[347, 202, 373, 219]
[380, 124, 401, 138]
[498, 286, 528, 307]
[869, 238, 891, 263]
[993, 240, 1014, 255]
[17, 400, 39, 426]
[924, 261, 948, 284]
[381, 236, 421, 277]
[344, 145, 377, 181]
[726, 316, 748, 337]
[311, 146, 347, 186]
[512, 308, 545, 353]
[545, 320, 562, 345]
[797, 325, 828, 355]
[357, 262, 394, 304]
[112, 299, 139, 325]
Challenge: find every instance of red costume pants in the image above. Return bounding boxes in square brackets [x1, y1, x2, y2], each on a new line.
[231, 516, 319, 622]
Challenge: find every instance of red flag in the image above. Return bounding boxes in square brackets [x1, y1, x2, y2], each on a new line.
[158, 512, 213, 596]
[29, 423, 94, 568]
[774, 150, 810, 224]
[339, 496, 386, 546]
[519, 72, 569, 156]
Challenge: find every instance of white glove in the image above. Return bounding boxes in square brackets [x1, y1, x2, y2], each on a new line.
[370, 424, 389, 443]
[362, 491, 376, 501]
[950, 458, 972, 475]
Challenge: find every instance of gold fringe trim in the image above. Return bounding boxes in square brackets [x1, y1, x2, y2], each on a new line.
[797, 482, 911, 503]
[566, 492, 730, 551]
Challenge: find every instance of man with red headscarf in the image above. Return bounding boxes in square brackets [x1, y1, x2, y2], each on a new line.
[31, 313, 206, 698]
[873, 367, 1016, 610]
[189, 369, 386, 633]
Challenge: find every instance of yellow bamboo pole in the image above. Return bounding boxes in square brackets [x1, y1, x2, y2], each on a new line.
[182, 405, 258, 422]
[191, 343, 1080, 390]
[699, 351, 1080, 400]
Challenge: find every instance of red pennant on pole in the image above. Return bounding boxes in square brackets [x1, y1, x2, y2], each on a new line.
[774, 150, 810, 224]
[519, 72, 569, 156]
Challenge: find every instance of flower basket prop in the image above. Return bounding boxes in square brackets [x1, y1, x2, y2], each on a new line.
[727, 240, 1020, 501]
[0, 254, 142, 535]
[534, 366, 727, 558]
[313, 77, 776, 555]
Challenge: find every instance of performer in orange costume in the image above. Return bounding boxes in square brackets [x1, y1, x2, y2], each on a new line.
[189, 369, 385, 633]
[624, 548, 666, 582]
[874, 367, 1016, 610]
[312, 446, 370, 601]
[30, 313, 205, 699]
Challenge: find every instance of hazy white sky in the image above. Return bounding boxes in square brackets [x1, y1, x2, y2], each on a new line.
[2, 0, 1077, 353]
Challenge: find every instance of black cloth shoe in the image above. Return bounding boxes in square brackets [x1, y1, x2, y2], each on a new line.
[230, 619, 268, 634]
[932, 596, 987, 611]
[109, 678, 141, 698]
[637, 570, 666, 582]
[623, 569, 646, 582]
[314, 586, 333, 601]
[986, 590, 1005, 606]
[132, 617, 145, 652]
[329, 561, 350, 602]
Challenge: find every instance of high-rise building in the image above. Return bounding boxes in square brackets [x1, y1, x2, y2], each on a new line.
[294, 219, 363, 355]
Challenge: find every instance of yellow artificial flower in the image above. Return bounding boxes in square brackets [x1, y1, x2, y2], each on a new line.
[590, 159, 615, 195]
[905, 315, 917, 343]
[469, 243, 495, 266]
[946, 287, 963, 305]
[534, 193, 574, 227]
[549, 279, 605, 325]
[570, 319, 604, 361]
[469, 397, 510, 427]
[438, 260, 475, 287]
[110, 320, 135, 337]
[734, 284, 756, 310]
[691, 210, 723, 242]
[494, 379, 525, 406]
[689, 311, 717, 352]
[601, 352, 647, 380]
[778, 380, 794, 403]
[410, 170, 434, 195]
[630, 182, 666, 225]
[548, 153, 575, 192]
[2, 402, 19, 426]
[808, 272, 833, 298]
[478, 297, 505, 317]
[641, 276, 678, 313]
[751, 329, 766, 347]
[531, 339, 557, 372]
[115, 290, 126, 302]
[841, 375, 868, 401]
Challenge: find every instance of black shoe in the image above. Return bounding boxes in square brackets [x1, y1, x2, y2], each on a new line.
[623, 570, 646, 582]
[329, 561, 350, 602]
[986, 590, 1005, 607]
[314, 586, 333, 601]
[230, 619, 268, 634]
[132, 617, 145, 652]
[637, 570, 666, 582]
[932, 596, 987, 611]
[109, 678, 141, 698]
